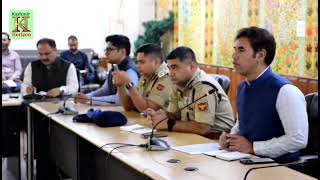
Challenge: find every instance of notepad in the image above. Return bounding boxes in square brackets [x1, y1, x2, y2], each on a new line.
[204, 150, 250, 161]
[120, 124, 155, 134]
[169, 142, 251, 160]
[3, 80, 17, 87]
[172, 143, 220, 154]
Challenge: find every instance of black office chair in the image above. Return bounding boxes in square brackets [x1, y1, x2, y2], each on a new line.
[76, 69, 81, 92]
[209, 74, 231, 94]
[290, 92, 318, 178]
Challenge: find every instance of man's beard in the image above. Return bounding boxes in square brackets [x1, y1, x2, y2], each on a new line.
[2, 44, 9, 50]
[70, 48, 78, 53]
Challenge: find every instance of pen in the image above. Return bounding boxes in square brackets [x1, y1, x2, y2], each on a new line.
[140, 112, 148, 117]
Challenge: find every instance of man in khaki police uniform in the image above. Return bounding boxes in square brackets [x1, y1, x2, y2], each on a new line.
[146, 46, 234, 139]
[113, 44, 172, 112]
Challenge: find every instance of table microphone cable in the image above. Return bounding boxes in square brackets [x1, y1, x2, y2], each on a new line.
[243, 161, 308, 180]
[100, 142, 146, 179]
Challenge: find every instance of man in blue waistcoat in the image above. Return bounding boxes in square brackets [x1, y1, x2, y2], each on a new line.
[219, 26, 308, 163]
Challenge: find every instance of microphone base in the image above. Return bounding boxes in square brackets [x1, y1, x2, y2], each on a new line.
[59, 107, 79, 115]
[146, 138, 170, 151]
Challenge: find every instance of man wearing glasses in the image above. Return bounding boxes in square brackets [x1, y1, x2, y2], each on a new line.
[74, 34, 139, 105]
[21, 38, 79, 97]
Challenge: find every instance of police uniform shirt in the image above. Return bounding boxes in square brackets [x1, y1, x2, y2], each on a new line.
[167, 68, 234, 133]
[137, 62, 172, 109]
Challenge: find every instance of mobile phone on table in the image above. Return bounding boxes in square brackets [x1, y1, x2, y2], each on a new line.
[240, 158, 275, 165]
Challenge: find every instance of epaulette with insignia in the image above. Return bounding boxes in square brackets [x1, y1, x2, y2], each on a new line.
[157, 70, 167, 78]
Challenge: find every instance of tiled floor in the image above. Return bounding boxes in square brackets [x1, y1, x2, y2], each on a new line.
[2, 131, 27, 180]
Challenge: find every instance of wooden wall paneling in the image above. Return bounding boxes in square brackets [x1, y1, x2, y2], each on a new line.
[199, 64, 318, 116]
[306, 79, 318, 94]
[287, 76, 299, 87]
[297, 79, 309, 95]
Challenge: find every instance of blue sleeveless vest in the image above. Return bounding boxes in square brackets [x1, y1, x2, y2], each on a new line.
[237, 68, 299, 163]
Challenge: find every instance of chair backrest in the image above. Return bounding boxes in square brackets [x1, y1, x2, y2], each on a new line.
[209, 74, 231, 94]
[76, 69, 81, 92]
[301, 92, 318, 155]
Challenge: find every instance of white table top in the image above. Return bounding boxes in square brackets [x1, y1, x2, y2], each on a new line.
[29, 101, 316, 180]
[2, 93, 23, 107]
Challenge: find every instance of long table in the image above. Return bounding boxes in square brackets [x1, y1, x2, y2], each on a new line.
[2, 93, 24, 180]
[27, 100, 316, 180]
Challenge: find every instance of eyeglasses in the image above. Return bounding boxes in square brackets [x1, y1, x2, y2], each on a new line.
[104, 47, 118, 54]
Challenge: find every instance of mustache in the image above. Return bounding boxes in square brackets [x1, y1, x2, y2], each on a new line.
[2, 44, 9, 49]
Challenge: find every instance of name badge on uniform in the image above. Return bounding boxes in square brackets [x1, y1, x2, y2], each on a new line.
[184, 97, 192, 105]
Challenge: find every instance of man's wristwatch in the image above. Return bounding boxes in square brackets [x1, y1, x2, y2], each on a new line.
[125, 82, 134, 90]
[167, 118, 176, 132]
[59, 87, 65, 94]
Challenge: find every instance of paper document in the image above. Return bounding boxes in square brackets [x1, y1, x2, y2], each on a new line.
[172, 143, 220, 154]
[2, 94, 10, 101]
[3, 80, 17, 87]
[204, 150, 250, 161]
[120, 124, 155, 134]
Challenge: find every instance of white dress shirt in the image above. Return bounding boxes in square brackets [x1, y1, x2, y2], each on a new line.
[21, 62, 79, 96]
[231, 72, 308, 158]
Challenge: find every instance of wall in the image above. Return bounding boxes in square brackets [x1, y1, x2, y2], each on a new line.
[156, 0, 318, 79]
[2, 0, 155, 56]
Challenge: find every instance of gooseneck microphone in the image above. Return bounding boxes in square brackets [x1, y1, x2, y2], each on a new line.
[58, 91, 79, 115]
[74, 96, 116, 105]
[145, 88, 216, 151]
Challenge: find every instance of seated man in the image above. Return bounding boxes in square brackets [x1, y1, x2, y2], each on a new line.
[113, 44, 172, 112]
[146, 46, 234, 139]
[60, 35, 95, 85]
[21, 38, 79, 97]
[219, 26, 308, 163]
[74, 34, 139, 105]
[2, 32, 22, 93]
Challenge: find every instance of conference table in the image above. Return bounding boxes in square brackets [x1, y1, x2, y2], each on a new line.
[25, 99, 316, 180]
[2, 93, 25, 180]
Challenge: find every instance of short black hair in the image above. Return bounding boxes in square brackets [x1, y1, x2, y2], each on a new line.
[105, 35, 131, 56]
[2, 32, 10, 40]
[68, 35, 78, 41]
[235, 26, 276, 66]
[36, 38, 57, 49]
[166, 46, 197, 64]
[136, 44, 164, 62]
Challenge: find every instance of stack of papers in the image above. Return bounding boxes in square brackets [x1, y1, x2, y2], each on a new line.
[172, 142, 250, 161]
[3, 80, 17, 87]
[172, 143, 220, 154]
[120, 124, 155, 134]
[204, 150, 250, 161]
